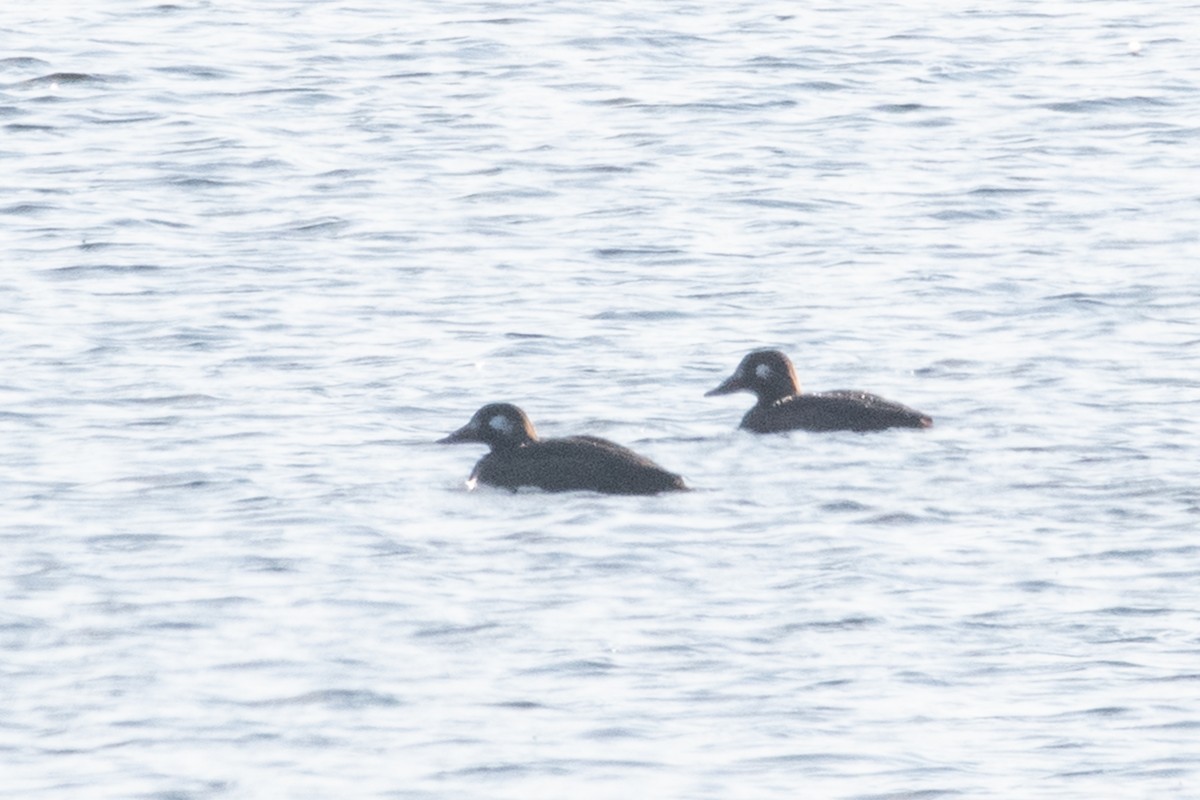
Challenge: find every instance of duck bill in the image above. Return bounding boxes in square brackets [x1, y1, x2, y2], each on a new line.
[705, 374, 744, 396]
[437, 423, 480, 444]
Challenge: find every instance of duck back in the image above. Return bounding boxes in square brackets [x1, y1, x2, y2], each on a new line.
[472, 436, 687, 495]
[742, 391, 933, 433]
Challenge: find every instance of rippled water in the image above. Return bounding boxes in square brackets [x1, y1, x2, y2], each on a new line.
[3, 2, 1199, 798]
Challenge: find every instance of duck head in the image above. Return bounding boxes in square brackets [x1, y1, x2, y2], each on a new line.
[705, 349, 801, 404]
[438, 402, 539, 450]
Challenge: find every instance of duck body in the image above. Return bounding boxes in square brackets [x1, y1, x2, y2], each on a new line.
[738, 390, 932, 433]
[708, 349, 932, 433]
[439, 403, 687, 495]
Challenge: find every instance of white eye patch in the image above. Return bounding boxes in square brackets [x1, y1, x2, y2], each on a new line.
[755, 363, 773, 380]
[488, 414, 515, 435]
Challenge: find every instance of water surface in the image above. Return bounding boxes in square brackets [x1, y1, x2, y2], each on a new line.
[3, 2, 1199, 798]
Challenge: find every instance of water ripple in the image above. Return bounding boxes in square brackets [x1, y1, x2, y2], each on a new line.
[3, 2, 1199, 798]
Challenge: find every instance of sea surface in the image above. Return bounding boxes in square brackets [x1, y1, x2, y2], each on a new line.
[3, 2, 1199, 798]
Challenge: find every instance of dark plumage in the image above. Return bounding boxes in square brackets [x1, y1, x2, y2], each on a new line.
[438, 403, 687, 495]
[706, 349, 932, 433]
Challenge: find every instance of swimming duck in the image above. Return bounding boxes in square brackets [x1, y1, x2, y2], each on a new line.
[439, 402, 688, 495]
[706, 349, 932, 433]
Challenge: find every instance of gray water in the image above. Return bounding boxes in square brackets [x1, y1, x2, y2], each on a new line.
[3, 2, 1199, 798]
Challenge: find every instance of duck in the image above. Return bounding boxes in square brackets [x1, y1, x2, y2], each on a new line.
[706, 349, 932, 433]
[438, 403, 688, 495]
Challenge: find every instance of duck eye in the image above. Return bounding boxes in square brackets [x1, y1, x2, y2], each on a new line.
[488, 415, 514, 435]
[755, 363, 773, 380]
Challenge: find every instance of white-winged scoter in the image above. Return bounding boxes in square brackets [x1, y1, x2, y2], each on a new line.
[439, 402, 688, 495]
[706, 349, 932, 433]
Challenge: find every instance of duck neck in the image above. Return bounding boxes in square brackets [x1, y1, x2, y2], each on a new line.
[756, 379, 800, 407]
